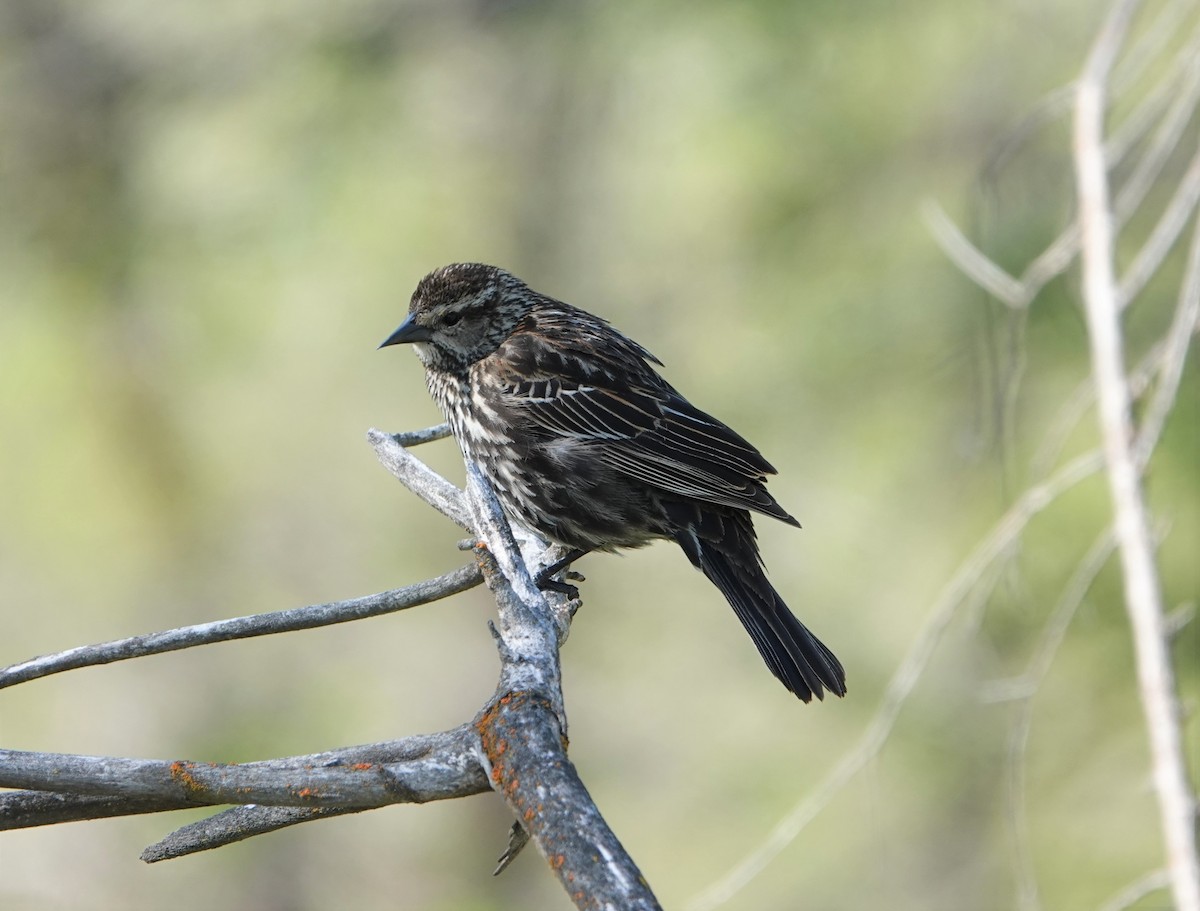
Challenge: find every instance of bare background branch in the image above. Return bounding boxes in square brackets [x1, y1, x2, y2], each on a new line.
[1075, 4, 1200, 906]
[693, 1, 1199, 907]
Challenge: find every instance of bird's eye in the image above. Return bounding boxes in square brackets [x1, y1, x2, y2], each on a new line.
[443, 312, 462, 327]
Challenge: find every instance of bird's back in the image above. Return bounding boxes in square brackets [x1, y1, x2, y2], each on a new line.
[454, 298, 798, 550]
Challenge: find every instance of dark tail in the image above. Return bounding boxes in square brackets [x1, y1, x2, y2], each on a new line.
[673, 510, 846, 702]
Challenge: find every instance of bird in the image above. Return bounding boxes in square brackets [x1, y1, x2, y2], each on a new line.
[380, 263, 845, 702]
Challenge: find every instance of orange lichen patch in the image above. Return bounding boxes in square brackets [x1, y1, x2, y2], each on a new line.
[476, 691, 525, 755]
[523, 808, 535, 822]
[168, 761, 204, 793]
[296, 787, 319, 799]
[475, 700, 503, 735]
[550, 854, 565, 869]
[350, 763, 373, 771]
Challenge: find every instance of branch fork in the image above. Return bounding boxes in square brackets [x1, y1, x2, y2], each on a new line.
[0, 423, 662, 911]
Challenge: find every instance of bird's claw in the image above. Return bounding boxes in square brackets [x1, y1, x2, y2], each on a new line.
[534, 566, 584, 600]
[537, 577, 580, 600]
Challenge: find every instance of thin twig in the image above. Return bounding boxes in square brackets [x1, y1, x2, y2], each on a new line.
[1112, 46, 1200, 228]
[1023, 28, 1200, 302]
[1075, 5, 1200, 909]
[978, 0, 1198, 183]
[142, 805, 370, 862]
[1119, 147, 1200, 308]
[936, 14, 1200, 317]
[367, 427, 472, 530]
[392, 423, 452, 447]
[1133, 217, 1200, 468]
[1108, 24, 1200, 163]
[1108, 0, 1198, 98]
[1029, 337, 1166, 482]
[1095, 868, 1171, 911]
[0, 563, 481, 690]
[1002, 529, 1118, 911]
[922, 200, 1027, 308]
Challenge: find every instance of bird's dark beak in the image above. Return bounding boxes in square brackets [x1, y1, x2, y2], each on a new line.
[379, 314, 433, 349]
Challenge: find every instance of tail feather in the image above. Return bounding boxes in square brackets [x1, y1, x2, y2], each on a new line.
[673, 510, 846, 702]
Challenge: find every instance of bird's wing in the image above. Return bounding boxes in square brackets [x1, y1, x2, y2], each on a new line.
[487, 344, 798, 523]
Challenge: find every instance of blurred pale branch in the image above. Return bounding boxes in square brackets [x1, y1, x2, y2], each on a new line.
[1095, 868, 1171, 911]
[0, 426, 662, 911]
[1001, 528, 1118, 911]
[694, 1, 1199, 907]
[1134, 218, 1200, 466]
[1075, 5, 1199, 910]
[1118, 145, 1200, 307]
[1031, 337, 1167, 481]
[924, 13, 1200, 314]
[687, 447, 1106, 911]
[981, 0, 1196, 180]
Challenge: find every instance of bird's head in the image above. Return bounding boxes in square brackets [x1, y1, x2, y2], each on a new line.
[379, 263, 532, 372]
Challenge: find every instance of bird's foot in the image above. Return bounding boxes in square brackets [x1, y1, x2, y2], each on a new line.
[532, 549, 589, 600]
[534, 567, 585, 600]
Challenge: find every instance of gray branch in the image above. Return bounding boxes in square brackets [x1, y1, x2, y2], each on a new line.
[1074, 5, 1200, 907]
[0, 424, 662, 910]
[463, 469, 659, 907]
[0, 564, 481, 690]
[0, 727, 485, 809]
[367, 426, 472, 529]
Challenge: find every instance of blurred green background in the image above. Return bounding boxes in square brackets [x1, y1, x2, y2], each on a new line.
[1, 1, 1196, 909]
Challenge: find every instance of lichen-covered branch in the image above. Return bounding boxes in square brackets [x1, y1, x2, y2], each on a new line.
[0, 726, 486, 811]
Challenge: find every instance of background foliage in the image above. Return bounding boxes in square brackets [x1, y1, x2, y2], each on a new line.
[1, 1, 1195, 909]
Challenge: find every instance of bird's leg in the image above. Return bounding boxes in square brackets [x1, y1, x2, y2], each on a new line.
[534, 548, 590, 598]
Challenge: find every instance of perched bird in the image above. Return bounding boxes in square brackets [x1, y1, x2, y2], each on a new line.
[380, 263, 845, 702]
